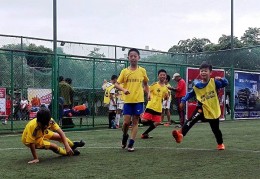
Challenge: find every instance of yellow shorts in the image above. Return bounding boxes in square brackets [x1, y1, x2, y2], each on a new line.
[24, 129, 55, 149]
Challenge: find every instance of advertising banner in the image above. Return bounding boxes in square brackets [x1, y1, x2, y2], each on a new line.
[186, 68, 225, 120]
[0, 88, 6, 115]
[27, 88, 52, 107]
[234, 71, 260, 119]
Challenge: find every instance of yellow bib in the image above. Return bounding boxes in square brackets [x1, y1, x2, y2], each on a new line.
[193, 78, 221, 119]
[103, 84, 114, 105]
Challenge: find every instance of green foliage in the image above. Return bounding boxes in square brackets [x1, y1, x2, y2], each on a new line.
[169, 27, 259, 53]
[169, 38, 211, 53]
[241, 27, 260, 46]
[87, 48, 106, 58]
[218, 34, 243, 50]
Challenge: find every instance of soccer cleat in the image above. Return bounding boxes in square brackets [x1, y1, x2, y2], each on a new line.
[127, 146, 135, 152]
[138, 123, 143, 127]
[116, 124, 120, 129]
[172, 130, 183, 143]
[217, 144, 225, 150]
[72, 140, 85, 150]
[141, 134, 153, 139]
[127, 139, 135, 152]
[121, 134, 129, 149]
[73, 149, 80, 156]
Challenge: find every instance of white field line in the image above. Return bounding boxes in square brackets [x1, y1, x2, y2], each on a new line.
[0, 146, 259, 153]
[1, 130, 259, 153]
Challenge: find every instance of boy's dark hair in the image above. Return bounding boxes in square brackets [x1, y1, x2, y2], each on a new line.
[111, 75, 118, 80]
[166, 75, 171, 82]
[128, 48, 140, 56]
[199, 61, 212, 71]
[158, 69, 167, 76]
[37, 107, 51, 127]
[58, 76, 64, 82]
[65, 78, 72, 85]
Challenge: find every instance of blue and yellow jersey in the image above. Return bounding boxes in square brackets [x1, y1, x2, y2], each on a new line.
[21, 118, 60, 145]
[193, 78, 221, 119]
[146, 82, 168, 113]
[117, 66, 149, 103]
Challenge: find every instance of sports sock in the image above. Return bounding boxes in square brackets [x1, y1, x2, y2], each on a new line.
[128, 139, 135, 148]
[53, 147, 67, 156]
[66, 138, 74, 147]
[143, 122, 156, 134]
[115, 114, 120, 125]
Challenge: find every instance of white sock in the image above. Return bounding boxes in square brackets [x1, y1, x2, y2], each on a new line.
[115, 114, 120, 125]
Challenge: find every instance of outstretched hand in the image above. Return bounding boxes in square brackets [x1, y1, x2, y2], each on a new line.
[28, 159, 39, 164]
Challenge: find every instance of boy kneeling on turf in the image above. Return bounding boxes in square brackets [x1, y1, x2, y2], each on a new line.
[22, 107, 85, 164]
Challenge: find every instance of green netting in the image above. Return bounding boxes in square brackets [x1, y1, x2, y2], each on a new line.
[1, 45, 260, 133]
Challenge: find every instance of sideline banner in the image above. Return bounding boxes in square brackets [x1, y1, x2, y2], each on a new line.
[0, 88, 6, 115]
[186, 68, 225, 120]
[234, 71, 260, 119]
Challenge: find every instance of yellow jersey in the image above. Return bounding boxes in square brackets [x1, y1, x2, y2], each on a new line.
[116, 84, 125, 103]
[146, 82, 168, 113]
[165, 83, 172, 100]
[103, 84, 115, 105]
[193, 78, 221, 119]
[117, 66, 149, 103]
[21, 118, 60, 145]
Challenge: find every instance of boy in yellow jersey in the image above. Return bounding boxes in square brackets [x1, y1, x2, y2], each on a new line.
[161, 75, 172, 126]
[172, 61, 228, 150]
[141, 69, 169, 139]
[114, 48, 149, 152]
[22, 107, 85, 164]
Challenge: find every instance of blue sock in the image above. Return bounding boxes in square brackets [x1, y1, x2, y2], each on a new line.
[128, 139, 135, 148]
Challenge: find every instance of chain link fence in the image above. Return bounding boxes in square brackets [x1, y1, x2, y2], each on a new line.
[1, 34, 260, 133]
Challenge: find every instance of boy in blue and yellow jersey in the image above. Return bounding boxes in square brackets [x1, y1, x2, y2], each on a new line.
[22, 107, 85, 164]
[141, 69, 169, 139]
[114, 48, 149, 152]
[172, 61, 228, 150]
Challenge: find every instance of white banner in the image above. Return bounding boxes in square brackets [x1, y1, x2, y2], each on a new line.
[0, 88, 6, 115]
[27, 88, 52, 107]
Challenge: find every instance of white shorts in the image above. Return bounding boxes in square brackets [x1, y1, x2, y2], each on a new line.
[117, 103, 124, 110]
[162, 100, 171, 109]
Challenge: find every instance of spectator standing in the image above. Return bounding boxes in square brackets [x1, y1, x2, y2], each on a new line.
[168, 73, 186, 127]
[226, 95, 230, 115]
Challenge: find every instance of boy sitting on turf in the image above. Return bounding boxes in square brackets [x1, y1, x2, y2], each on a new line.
[22, 107, 85, 164]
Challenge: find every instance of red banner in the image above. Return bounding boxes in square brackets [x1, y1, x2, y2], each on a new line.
[186, 68, 225, 120]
